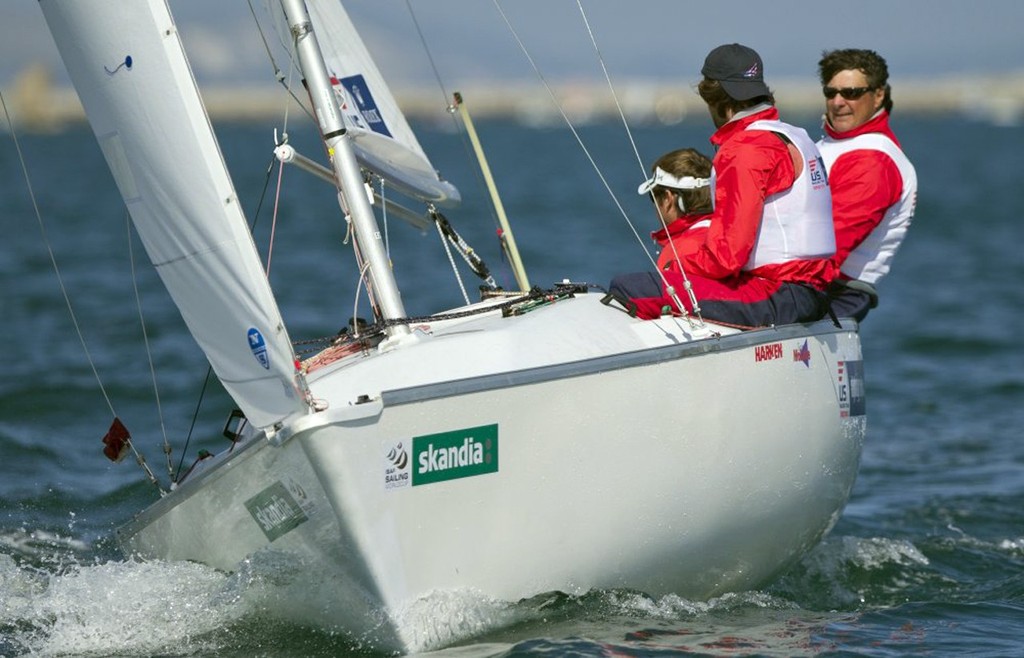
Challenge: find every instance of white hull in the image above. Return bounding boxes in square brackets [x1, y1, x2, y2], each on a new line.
[118, 293, 865, 653]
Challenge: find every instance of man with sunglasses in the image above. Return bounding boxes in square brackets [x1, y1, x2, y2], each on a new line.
[610, 43, 835, 327]
[817, 49, 918, 321]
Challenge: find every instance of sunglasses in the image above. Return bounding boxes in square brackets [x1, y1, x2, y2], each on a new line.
[823, 86, 876, 100]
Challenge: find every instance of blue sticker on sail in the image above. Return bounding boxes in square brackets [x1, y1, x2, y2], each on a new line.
[248, 328, 270, 369]
[339, 74, 393, 138]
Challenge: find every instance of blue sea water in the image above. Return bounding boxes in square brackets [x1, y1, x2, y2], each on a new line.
[2, 110, 1024, 656]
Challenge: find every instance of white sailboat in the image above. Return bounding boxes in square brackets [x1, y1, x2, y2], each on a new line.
[39, 0, 865, 653]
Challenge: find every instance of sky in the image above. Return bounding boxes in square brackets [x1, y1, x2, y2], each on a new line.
[4, 1, 1023, 94]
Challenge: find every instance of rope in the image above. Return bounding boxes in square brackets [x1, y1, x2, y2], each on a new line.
[435, 216, 471, 305]
[294, 286, 582, 355]
[433, 209, 499, 291]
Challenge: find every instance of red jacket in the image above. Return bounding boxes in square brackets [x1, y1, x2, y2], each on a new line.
[681, 107, 834, 287]
[822, 111, 905, 277]
[652, 213, 711, 272]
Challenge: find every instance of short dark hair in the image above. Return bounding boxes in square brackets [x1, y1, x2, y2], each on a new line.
[697, 78, 775, 119]
[818, 48, 893, 113]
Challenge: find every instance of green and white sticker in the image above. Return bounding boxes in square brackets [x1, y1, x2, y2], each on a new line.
[411, 423, 498, 486]
[245, 480, 310, 542]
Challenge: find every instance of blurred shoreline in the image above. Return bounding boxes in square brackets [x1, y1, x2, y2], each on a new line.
[5, 64, 1024, 132]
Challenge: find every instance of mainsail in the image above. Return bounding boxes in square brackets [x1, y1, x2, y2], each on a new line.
[40, 0, 309, 430]
[283, 0, 460, 206]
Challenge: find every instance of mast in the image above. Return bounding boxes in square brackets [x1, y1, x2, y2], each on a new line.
[279, 0, 408, 327]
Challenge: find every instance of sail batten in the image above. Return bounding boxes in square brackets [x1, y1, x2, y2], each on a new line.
[40, 0, 308, 430]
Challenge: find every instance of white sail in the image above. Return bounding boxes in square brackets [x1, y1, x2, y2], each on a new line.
[39, 0, 308, 430]
[288, 0, 460, 206]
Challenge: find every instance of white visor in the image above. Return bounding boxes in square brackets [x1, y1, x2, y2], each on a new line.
[637, 167, 711, 195]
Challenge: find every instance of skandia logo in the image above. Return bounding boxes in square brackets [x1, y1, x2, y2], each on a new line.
[743, 62, 759, 78]
[412, 423, 498, 486]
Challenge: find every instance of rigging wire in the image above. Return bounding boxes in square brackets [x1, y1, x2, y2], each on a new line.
[270, 4, 386, 324]
[403, 0, 453, 109]
[1, 91, 118, 420]
[404, 0, 519, 290]
[126, 213, 173, 479]
[573, 0, 703, 322]
[246, 0, 314, 126]
[265, 148, 287, 275]
[491, 0, 701, 324]
[3, 90, 163, 490]
[175, 152, 279, 481]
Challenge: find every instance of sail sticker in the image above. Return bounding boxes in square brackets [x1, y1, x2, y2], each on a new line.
[754, 342, 784, 362]
[836, 360, 867, 417]
[384, 441, 411, 490]
[409, 423, 498, 487]
[792, 339, 812, 368]
[247, 328, 270, 369]
[332, 73, 393, 138]
[244, 479, 311, 542]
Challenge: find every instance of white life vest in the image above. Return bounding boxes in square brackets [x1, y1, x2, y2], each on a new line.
[817, 132, 918, 284]
[740, 120, 836, 270]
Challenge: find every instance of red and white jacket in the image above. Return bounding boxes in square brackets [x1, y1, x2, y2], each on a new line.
[681, 106, 836, 288]
[817, 110, 917, 285]
[652, 213, 711, 272]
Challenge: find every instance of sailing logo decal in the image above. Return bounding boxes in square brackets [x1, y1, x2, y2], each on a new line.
[837, 360, 867, 417]
[398, 423, 498, 487]
[793, 339, 812, 368]
[247, 328, 270, 369]
[334, 73, 393, 138]
[244, 479, 312, 542]
[384, 441, 411, 490]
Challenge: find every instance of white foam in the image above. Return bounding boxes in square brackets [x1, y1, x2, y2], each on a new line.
[392, 588, 524, 653]
[1, 555, 245, 656]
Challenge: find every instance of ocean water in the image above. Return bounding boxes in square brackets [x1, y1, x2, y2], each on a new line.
[2, 111, 1023, 657]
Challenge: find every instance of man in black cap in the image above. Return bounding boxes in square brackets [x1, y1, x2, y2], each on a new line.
[610, 43, 837, 327]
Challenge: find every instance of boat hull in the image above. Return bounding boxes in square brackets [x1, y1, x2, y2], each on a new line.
[118, 301, 865, 653]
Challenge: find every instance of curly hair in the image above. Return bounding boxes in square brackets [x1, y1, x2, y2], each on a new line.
[818, 48, 893, 113]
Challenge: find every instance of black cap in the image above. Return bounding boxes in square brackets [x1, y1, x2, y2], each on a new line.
[701, 43, 770, 101]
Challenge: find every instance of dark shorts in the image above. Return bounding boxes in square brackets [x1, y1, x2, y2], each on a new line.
[827, 279, 878, 322]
